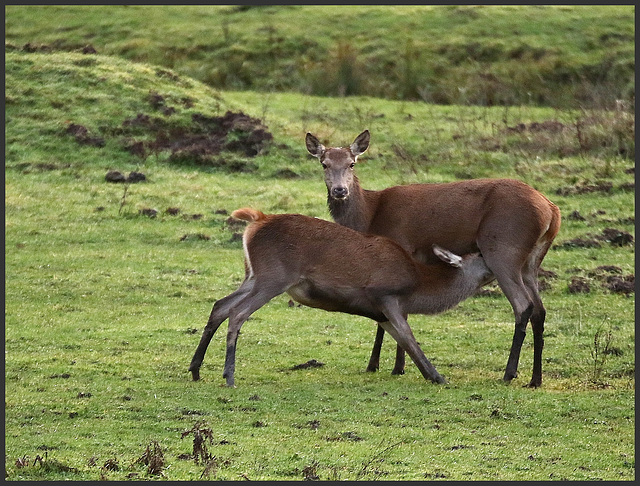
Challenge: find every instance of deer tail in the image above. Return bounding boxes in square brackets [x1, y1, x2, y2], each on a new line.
[231, 207, 267, 223]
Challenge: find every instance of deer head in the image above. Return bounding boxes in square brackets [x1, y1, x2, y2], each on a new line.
[306, 130, 370, 200]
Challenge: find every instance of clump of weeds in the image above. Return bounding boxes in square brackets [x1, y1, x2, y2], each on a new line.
[134, 440, 165, 477]
[181, 420, 219, 478]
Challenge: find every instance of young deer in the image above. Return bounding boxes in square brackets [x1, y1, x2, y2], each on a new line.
[189, 208, 495, 387]
[306, 130, 561, 388]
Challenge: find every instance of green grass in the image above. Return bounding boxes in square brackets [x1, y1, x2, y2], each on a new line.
[5, 5, 635, 107]
[4, 50, 635, 480]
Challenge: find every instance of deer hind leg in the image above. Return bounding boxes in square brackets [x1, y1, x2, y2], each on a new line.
[480, 249, 535, 384]
[222, 283, 288, 387]
[522, 260, 547, 388]
[378, 298, 446, 384]
[189, 279, 256, 381]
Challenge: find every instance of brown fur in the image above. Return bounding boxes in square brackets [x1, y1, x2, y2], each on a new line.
[189, 210, 494, 387]
[306, 130, 561, 387]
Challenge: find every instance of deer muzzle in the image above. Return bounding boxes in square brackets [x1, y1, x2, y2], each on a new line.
[331, 186, 349, 199]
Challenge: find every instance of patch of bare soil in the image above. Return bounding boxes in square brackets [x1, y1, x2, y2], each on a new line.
[555, 181, 614, 196]
[568, 277, 591, 294]
[65, 88, 273, 173]
[555, 227, 634, 249]
[555, 181, 636, 196]
[122, 109, 272, 169]
[567, 266, 634, 295]
[290, 359, 325, 370]
[602, 274, 635, 295]
[66, 123, 105, 147]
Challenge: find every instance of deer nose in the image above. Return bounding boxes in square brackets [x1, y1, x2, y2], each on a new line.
[331, 186, 348, 199]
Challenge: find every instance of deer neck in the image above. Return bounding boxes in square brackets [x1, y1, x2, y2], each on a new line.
[327, 177, 376, 233]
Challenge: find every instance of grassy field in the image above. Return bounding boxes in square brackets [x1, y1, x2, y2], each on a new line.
[4, 5, 635, 107]
[4, 45, 635, 481]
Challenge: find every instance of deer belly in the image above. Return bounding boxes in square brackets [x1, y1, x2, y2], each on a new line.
[286, 282, 387, 322]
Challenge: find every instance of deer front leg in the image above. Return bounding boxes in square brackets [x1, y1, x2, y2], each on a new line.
[367, 323, 406, 375]
[366, 323, 386, 372]
[391, 344, 406, 375]
[378, 298, 446, 384]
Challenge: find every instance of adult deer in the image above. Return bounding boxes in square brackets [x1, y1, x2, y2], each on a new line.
[189, 208, 495, 387]
[305, 130, 561, 388]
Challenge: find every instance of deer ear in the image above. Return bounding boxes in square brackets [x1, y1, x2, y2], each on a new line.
[432, 245, 463, 268]
[305, 133, 325, 158]
[350, 130, 370, 157]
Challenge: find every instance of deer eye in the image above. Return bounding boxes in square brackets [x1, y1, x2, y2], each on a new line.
[349, 163, 355, 169]
[321, 162, 327, 169]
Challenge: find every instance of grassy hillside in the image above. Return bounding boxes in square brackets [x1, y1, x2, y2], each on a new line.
[5, 5, 635, 107]
[5, 50, 635, 481]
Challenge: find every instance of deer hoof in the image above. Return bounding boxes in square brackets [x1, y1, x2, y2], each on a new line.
[524, 378, 542, 388]
[502, 371, 518, 382]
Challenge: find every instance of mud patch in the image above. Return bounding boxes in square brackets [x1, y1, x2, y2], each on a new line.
[555, 228, 634, 249]
[568, 277, 591, 294]
[555, 181, 613, 196]
[180, 233, 211, 242]
[600, 228, 634, 246]
[66, 106, 273, 174]
[325, 431, 363, 442]
[66, 123, 105, 147]
[121, 110, 272, 169]
[602, 275, 634, 295]
[568, 266, 634, 295]
[290, 359, 325, 370]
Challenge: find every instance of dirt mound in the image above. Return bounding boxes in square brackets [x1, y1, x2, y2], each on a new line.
[603, 275, 634, 295]
[66, 88, 273, 172]
[555, 228, 634, 249]
[568, 277, 591, 294]
[568, 266, 634, 295]
[555, 181, 613, 196]
[66, 123, 105, 147]
[123, 110, 272, 168]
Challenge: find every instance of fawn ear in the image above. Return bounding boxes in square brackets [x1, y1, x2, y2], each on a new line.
[306, 133, 325, 158]
[432, 244, 463, 268]
[350, 129, 370, 157]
